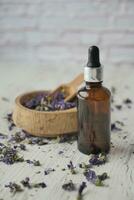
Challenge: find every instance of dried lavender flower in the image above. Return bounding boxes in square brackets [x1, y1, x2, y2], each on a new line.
[98, 172, 109, 181]
[84, 169, 109, 186]
[25, 94, 45, 109]
[5, 182, 23, 194]
[123, 135, 127, 139]
[123, 98, 132, 104]
[62, 180, 76, 191]
[94, 172, 109, 186]
[21, 177, 47, 189]
[9, 132, 26, 143]
[8, 123, 16, 131]
[0, 145, 24, 165]
[77, 182, 87, 200]
[111, 123, 122, 131]
[84, 169, 97, 183]
[44, 168, 55, 175]
[27, 137, 49, 145]
[13, 144, 26, 151]
[33, 182, 47, 188]
[19, 144, 26, 151]
[58, 150, 64, 154]
[21, 177, 30, 188]
[26, 159, 41, 166]
[5, 113, 16, 131]
[79, 162, 91, 169]
[57, 134, 77, 144]
[6, 113, 13, 122]
[89, 153, 107, 166]
[67, 161, 76, 174]
[8, 130, 50, 146]
[115, 105, 122, 110]
[33, 160, 41, 166]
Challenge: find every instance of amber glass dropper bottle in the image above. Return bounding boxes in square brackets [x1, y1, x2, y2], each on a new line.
[77, 46, 111, 155]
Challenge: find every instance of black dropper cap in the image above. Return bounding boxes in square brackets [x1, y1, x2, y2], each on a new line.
[87, 46, 101, 68]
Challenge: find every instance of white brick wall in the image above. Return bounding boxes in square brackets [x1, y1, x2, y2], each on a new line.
[0, 0, 134, 69]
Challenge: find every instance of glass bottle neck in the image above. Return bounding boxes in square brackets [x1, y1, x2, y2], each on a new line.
[85, 81, 102, 88]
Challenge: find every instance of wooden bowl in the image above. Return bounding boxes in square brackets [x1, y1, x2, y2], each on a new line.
[13, 91, 78, 137]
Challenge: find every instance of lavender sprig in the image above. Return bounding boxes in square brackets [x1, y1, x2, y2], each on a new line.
[84, 169, 97, 183]
[5, 182, 23, 194]
[26, 159, 41, 166]
[77, 182, 87, 200]
[44, 168, 55, 175]
[89, 153, 107, 166]
[62, 180, 76, 191]
[9, 132, 26, 143]
[6, 113, 16, 131]
[84, 169, 109, 186]
[21, 177, 47, 189]
[67, 161, 77, 174]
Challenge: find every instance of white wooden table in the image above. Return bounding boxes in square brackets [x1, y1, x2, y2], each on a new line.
[0, 64, 134, 200]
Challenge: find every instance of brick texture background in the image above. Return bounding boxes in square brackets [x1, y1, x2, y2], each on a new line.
[0, 0, 134, 70]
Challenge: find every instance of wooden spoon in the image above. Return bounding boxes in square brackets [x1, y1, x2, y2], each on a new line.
[13, 73, 84, 137]
[49, 73, 84, 102]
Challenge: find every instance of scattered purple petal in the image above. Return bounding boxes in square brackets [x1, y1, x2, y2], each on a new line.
[6, 113, 16, 131]
[27, 137, 49, 145]
[111, 120, 124, 131]
[58, 150, 64, 154]
[58, 134, 77, 144]
[21, 177, 30, 188]
[6, 113, 13, 122]
[62, 180, 76, 191]
[67, 161, 76, 174]
[8, 123, 16, 131]
[84, 169, 97, 183]
[123, 98, 132, 104]
[44, 168, 55, 175]
[84, 169, 109, 186]
[21, 177, 47, 189]
[5, 182, 23, 194]
[13, 144, 26, 151]
[26, 159, 41, 166]
[115, 105, 122, 110]
[9, 132, 26, 143]
[78, 182, 87, 199]
[98, 172, 109, 181]
[89, 153, 107, 166]
[19, 144, 26, 151]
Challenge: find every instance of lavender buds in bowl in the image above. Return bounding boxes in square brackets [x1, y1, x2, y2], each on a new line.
[23, 91, 76, 111]
[13, 90, 78, 137]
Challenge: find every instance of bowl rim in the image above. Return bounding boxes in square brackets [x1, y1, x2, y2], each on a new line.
[15, 90, 77, 114]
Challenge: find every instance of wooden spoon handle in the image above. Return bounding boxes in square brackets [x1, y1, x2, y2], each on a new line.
[68, 73, 84, 91]
[64, 73, 84, 102]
